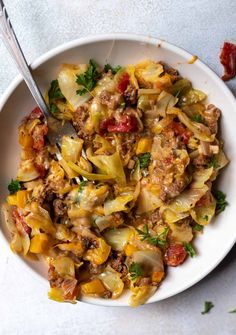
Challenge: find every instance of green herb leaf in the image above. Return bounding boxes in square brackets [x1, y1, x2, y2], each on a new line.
[229, 308, 236, 313]
[203, 215, 208, 221]
[214, 190, 228, 214]
[192, 114, 203, 123]
[201, 301, 214, 315]
[183, 242, 196, 257]
[8, 179, 21, 194]
[76, 59, 101, 95]
[208, 156, 220, 169]
[193, 223, 204, 231]
[136, 225, 169, 247]
[138, 153, 151, 169]
[129, 262, 143, 281]
[48, 79, 65, 114]
[78, 181, 88, 192]
[104, 63, 122, 74]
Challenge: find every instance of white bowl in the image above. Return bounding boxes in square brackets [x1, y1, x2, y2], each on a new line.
[0, 34, 236, 307]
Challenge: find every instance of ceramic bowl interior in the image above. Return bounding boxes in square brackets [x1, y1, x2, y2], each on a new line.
[0, 34, 236, 306]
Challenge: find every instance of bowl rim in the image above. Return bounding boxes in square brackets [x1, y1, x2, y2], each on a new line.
[1, 32, 236, 307]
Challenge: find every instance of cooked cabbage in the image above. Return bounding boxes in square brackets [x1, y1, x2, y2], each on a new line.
[17, 159, 40, 182]
[137, 185, 162, 214]
[104, 194, 133, 216]
[103, 227, 133, 251]
[86, 149, 126, 186]
[98, 266, 124, 299]
[129, 285, 157, 307]
[58, 64, 90, 110]
[168, 108, 215, 142]
[61, 136, 84, 163]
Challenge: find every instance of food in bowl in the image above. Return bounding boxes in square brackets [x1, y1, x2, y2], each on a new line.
[3, 59, 228, 307]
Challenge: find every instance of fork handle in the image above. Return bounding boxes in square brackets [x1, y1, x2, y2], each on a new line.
[0, 0, 50, 118]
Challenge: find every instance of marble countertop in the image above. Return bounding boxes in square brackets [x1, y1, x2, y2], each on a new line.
[0, 1, 236, 334]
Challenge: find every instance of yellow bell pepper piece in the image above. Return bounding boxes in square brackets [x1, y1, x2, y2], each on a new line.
[124, 244, 138, 256]
[30, 233, 50, 253]
[84, 238, 111, 265]
[81, 279, 106, 296]
[7, 194, 18, 206]
[48, 287, 64, 302]
[151, 271, 165, 283]
[136, 138, 152, 155]
[16, 190, 28, 208]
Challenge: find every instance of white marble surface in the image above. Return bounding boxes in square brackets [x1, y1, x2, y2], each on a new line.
[0, 1, 236, 334]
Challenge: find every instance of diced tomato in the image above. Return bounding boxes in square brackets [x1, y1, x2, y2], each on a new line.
[99, 115, 138, 134]
[170, 121, 192, 144]
[34, 162, 47, 178]
[220, 41, 236, 81]
[99, 118, 115, 134]
[117, 73, 130, 93]
[12, 208, 31, 235]
[164, 243, 187, 267]
[27, 107, 43, 120]
[32, 124, 48, 150]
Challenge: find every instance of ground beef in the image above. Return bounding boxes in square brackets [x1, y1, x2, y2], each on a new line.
[159, 61, 181, 82]
[110, 252, 128, 275]
[53, 199, 67, 218]
[192, 153, 209, 168]
[72, 104, 94, 142]
[203, 104, 221, 134]
[135, 277, 151, 287]
[99, 91, 123, 109]
[81, 236, 98, 250]
[123, 85, 137, 105]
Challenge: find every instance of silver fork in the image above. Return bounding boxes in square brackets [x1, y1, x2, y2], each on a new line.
[0, 0, 78, 146]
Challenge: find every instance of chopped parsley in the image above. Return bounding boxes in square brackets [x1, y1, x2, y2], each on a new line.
[214, 190, 228, 214]
[193, 223, 204, 231]
[104, 63, 122, 74]
[138, 152, 151, 169]
[201, 301, 214, 315]
[136, 225, 169, 247]
[229, 308, 236, 313]
[48, 79, 65, 114]
[183, 242, 196, 257]
[203, 215, 209, 221]
[76, 59, 101, 95]
[192, 114, 203, 123]
[208, 156, 220, 169]
[8, 179, 21, 194]
[78, 181, 88, 192]
[129, 262, 143, 281]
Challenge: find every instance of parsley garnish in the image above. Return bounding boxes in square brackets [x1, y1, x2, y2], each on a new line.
[138, 153, 151, 169]
[129, 262, 143, 281]
[214, 190, 228, 214]
[229, 308, 236, 313]
[208, 156, 220, 169]
[104, 63, 122, 74]
[183, 242, 196, 257]
[201, 301, 214, 315]
[193, 223, 203, 231]
[136, 225, 169, 247]
[48, 79, 65, 114]
[76, 59, 101, 95]
[78, 181, 88, 192]
[8, 179, 21, 194]
[203, 215, 208, 221]
[192, 114, 203, 123]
